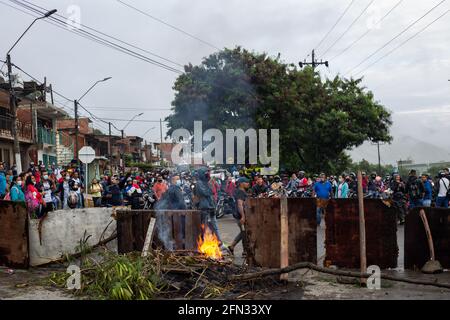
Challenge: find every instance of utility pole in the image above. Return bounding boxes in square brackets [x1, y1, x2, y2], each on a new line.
[108, 122, 112, 158]
[74, 99, 79, 160]
[159, 118, 163, 164]
[6, 54, 22, 173]
[121, 129, 124, 170]
[371, 141, 386, 174]
[299, 49, 329, 70]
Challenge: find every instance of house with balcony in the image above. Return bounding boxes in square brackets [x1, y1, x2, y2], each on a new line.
[0, 79, 67, 169]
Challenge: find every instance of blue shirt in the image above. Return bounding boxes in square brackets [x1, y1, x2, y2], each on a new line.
[314, 181, 332, 199]
[0, 172, 6, 196]
[10, 185, 25, 202]
[423, 180, 433, 200]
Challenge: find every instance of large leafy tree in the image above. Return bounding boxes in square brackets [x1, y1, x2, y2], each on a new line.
[166, 47, 392, 173]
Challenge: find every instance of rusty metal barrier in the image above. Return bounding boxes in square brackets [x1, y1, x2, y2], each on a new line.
[325, 199, 398, 269]
[245, 198, 317, 268]
[405, 207, 450, 270]
[116, 210, 202, 253]
[0, 200, 29, 269]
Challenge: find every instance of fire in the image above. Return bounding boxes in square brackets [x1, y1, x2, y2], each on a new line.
[197, 224, 222, 260]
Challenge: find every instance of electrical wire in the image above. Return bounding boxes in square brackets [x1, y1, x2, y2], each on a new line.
[18, 0, 184, 68]
[313, 0, 356, 52]
[9, 0, 184, 73]
[345, 0, 447, 75]
[3, 0, 184, 74]
[116, 0, 220, 51]
[321, 0, 376, 57]
[354, 9, 450, 76]
[330, 0, 404, 61]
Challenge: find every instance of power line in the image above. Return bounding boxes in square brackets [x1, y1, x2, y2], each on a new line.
[116, 0, 220, 51]
[355, 9, 450, 76]
[345, 0, 447, 75]
[9, 0, 184, 73]
[96, 118, 168, 123]
[313, 0, 356, 52]
[321, 0, 376, 57]
[330, 0, 404, 61]
[88, 107, 172, 111]
[3, 0, 184, 74]
[18, 0, 184, 68]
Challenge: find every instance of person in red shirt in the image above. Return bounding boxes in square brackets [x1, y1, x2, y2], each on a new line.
[225, 176, 236, 197]
[25, 175, 44, 218]
[152, 176, 168, 201]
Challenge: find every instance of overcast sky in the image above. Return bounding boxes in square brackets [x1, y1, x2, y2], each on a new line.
[1, 0, 449, 157]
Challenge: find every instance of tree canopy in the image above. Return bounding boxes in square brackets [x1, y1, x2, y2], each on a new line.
[166, 47, 392, 173]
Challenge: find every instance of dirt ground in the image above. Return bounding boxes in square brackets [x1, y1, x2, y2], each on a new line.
[1, 215, 449, 300]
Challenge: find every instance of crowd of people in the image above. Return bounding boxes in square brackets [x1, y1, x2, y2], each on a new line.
[1, 160, 449, 255]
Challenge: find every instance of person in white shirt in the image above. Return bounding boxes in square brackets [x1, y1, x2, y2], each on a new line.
[435, 171, 449, 208]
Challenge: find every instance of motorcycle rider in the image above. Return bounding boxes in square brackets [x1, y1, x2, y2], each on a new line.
[297, 171, 309, 194]
[251, 176, 269, 197]
[286, 173, 300, 192]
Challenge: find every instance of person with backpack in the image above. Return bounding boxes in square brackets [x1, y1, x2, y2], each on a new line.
[435, 171, 450, 208]
[405, 170, 425, 209]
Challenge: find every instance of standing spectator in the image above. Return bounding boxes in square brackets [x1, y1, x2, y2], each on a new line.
[421, 174, 433, 207]
[71, 171, 84, 208]
[90, 178, 103, 207]
[313, 173, 332, 225]
[107, 177, 123, 207]
[225, 176, 236, 197]
[41, 173, 56, 214]
[10, 176, 25, 202]
[406, 170, 425, 209]
[0, 162, 6, 198]
[228, 177, 250, 256]
[25, 175, 44, 218]
[335, 174, 349, 199]
[152, 176, 168, 201]
[391, 174, 407, 225]
[58, 173, 72, 209]
[435, 171, 449, 208]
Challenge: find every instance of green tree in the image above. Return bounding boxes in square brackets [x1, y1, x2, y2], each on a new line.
[166, 47, 392, 173]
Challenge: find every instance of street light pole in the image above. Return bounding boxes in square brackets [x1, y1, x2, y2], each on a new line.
[73, 77, 112, 160]
[120, 113, 144, 170]
[5, 9, 57, 173]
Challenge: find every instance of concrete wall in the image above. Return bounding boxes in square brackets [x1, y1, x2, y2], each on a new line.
[29, 208, 117, 266]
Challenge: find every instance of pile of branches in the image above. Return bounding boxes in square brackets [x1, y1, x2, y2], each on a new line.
[47, 249, 279, 300]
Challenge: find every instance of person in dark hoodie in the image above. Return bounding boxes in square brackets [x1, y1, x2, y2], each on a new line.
[405, 170, 425, 209]
[195, 167, 223, 247]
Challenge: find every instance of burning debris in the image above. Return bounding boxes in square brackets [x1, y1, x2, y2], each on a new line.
[197, 224, 223, 261]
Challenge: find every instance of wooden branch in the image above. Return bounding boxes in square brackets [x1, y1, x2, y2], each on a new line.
[229, 262, 450, 290]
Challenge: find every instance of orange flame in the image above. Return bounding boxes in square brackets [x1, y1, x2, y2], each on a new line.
[197, 224, 222, 260]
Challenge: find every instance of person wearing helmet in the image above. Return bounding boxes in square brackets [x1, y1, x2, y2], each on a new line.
[271, 175, 283, 191]
[405, 170, 425, 209]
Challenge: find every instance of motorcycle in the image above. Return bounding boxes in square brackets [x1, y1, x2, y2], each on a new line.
[215, 192, 236, 219]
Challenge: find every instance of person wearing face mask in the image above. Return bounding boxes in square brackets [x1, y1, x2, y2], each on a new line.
[271, 176, 283, 191]
[125, 178, 143, 209]
[152, 175, 168, 201]
[25, 175, 44, 218]
[41, 173, 55, 213]
[10, 176, 25, 202]
[57, 174, 72, 209]
[335, 174, 349, 199]
[313, 173, 332, 226]
[157, 175, 186, 210]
